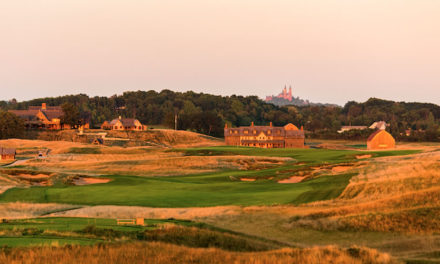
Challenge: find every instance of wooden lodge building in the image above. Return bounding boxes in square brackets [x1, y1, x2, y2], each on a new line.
[0, 147, 16, 160]
[224, 122, 305, 148]
[8, 103, 89, 130]
[101, 117, 147, 131]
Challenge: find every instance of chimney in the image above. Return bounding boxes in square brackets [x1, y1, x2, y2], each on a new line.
[224, 123, 228, 129]
[269, 122, 273, 127]
[251, 122, 254, 127]
[119, 116, 122, 120]
[301, 126, 304, 131]
[42, 103, 47, 110]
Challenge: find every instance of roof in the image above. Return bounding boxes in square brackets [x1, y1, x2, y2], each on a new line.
[225, 124, 304, 138]
[341, 126, 368, 129]
[43, 110, 64, 120]
[369, 121, 388, 130]
[367, 130, 393, 142]
[9, 108, 64, 121]
[109, 118, 140, 127]
[0, 147, 16, 155]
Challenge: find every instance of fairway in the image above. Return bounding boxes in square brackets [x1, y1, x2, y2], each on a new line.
[0, 147, 418, 207]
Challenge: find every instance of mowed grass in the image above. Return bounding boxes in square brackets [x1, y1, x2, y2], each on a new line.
[0, 147, 419, 207]
[0, 173, 354, 207]
[0, 217, 195, 247]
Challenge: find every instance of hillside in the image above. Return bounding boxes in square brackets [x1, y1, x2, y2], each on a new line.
[23, 129, 223, 148]
[2, 91, 440, 141]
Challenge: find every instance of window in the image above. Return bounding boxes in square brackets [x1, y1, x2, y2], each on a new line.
[253, 130, 256, 134]
[244, 130, 248, 134]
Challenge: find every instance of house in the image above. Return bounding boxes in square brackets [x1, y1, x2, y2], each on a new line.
[8, 103, 88, 130]
[0, 147, 16, 160]
[101, 117, 147, 131]
[369, 121, 389, 131]
[367, 130, 395, 150]
[337, 126, 368, 134]
[224, 122, 305, 148]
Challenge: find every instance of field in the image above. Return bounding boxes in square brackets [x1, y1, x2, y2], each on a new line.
[0, 135, 438, 263]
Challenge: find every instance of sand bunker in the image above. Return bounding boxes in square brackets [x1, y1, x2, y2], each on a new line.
[240, 178, 256, 182]
[356, 155, 372, 159]
[331, 166, 353, 173]
[16, 174, 50, 180]
[73, 177, 111, 185]
[278, 176, 305, 184]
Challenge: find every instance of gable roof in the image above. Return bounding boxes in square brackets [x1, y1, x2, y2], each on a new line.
[109, 118, 140, 127]
[9, 108, 64, 121]
[0, 147, 16, 155]
[367, 130, 393, 142]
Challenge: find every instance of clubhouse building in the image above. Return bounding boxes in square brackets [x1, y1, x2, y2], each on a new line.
[224, 122, 305, 148]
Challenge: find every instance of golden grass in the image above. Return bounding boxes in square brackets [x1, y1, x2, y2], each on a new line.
[0, 202, 79, 219]
[49, 205, 242, 219]
[0, 241, 399, 264]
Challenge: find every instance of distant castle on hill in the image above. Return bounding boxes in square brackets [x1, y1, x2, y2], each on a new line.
[265, 85, 293, 102]
[265, 85, 312, 107]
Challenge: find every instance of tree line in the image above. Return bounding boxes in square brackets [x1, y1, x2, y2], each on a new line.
[1, 91, 440, 141]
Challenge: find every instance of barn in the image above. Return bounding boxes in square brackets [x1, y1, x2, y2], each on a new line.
[367, 130, 395, 150]
[0, 148, 16, 160]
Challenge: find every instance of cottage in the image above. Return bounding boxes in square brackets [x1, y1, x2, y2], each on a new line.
[224, 122, 305, 148]
[8, 103, 89, 130]
[0, 148, 16, 160]
[367, 130, 395, 150]
[101, 117, 147, 131]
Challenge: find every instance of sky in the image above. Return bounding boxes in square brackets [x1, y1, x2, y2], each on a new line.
[0, 0, 439, 105]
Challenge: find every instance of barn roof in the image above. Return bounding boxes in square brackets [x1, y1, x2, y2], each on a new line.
[367, 130, 393, 142]
[0, 147, 16, 155]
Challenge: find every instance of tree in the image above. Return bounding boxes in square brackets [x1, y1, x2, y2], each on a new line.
[0, 111, 24, 139]
[61, 103, 81, 128]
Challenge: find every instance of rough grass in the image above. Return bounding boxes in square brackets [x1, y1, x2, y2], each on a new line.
[0, 241, 399, 264]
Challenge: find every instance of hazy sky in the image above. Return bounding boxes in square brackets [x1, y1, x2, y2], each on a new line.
[1, 0, 439, 105]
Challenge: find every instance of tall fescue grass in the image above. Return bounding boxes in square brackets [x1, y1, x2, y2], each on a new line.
[287, 152, 440, 234]
[0, 242, 399, 264]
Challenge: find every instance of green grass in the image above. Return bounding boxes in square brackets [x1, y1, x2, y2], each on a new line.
[0, 147, 420, 207]
[0, 217, 193, 247]
[177, 146, 420, 163]
[0, 217, 282, 250]
[0, 217, 192, 233]
[0, 237, 98, 247]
